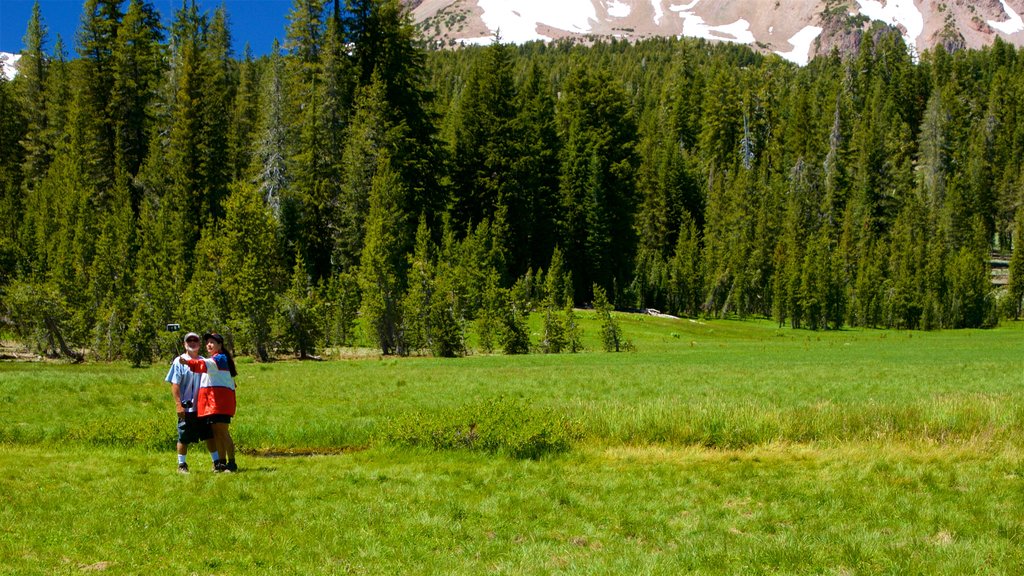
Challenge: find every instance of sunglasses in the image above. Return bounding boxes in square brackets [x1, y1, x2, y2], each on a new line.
[186, 338, 200, 343]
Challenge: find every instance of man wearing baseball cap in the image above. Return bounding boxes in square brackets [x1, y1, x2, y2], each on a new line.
[165, 332, 218, 473]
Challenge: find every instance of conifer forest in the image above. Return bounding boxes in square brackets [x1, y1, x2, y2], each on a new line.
[2, 0, 1024, 363]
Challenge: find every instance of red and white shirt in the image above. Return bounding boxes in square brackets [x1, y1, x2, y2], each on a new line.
[182, 353, 236, 417]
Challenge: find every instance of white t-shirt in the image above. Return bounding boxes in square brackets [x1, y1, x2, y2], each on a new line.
[165, 354, 204, 413]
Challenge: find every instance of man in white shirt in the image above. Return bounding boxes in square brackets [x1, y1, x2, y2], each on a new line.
[165, 332, 218, 473]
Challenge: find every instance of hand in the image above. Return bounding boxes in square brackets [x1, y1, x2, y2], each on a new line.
[176, 403, 186, 415]
[178, 356, 187, 365]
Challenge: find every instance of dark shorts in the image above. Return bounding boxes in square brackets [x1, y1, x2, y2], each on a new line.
[177, 413, 213, 444]
[206, 414, 232, 425]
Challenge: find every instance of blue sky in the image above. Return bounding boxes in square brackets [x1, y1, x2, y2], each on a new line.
[0, 0, 293, 57]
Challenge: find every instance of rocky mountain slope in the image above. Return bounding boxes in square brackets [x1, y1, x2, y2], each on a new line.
[410, 0, 1024, 64]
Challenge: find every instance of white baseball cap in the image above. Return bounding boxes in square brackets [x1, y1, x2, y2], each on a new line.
[183, 332, 201, 343]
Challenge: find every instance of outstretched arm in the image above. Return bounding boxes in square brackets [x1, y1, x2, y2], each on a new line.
[178, 357, 209, 373]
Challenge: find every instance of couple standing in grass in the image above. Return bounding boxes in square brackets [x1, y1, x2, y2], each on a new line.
[166, 331, 239, 473]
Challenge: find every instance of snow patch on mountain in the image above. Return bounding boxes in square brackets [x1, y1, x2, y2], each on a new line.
[855, 0, 923, 52]
[651, 0, 664, 25]
[775, 26, 822, 66]
[988, 0, 1024, 35]
[607, 0, 631, 18]
[1, 52, 21, 81]
[471, 0, 596, 44]
[669, 1, 754, 45]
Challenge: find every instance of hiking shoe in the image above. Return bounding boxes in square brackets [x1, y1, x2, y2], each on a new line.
[214, 461, 227, 473]
[225, 461, 238, 473]
[177, 462, 189, 474]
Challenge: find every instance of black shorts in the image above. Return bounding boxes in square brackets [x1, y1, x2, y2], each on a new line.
[206, 414, 232, 425]
[177, 413, 213, 444]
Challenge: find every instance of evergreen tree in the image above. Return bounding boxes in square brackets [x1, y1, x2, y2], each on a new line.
[0, 70, 26, 266]
[402, 215, 435, 353]
[229, 46, 260, 182]
[277, 252, 324, 358]
[497, 288, 530, 355]
[324, 270, 360, 348]
[73, 0, 123, 193]
[593, 284, 626, 352]
[349, 0, 443, 227]
[667, 210, 702, 317]
[253, 41, 289, 216]
[514, 60, 561, 273]
[1010, 211, 1024, 319]
[475, 267, 501, 353]
[109, 0, 163, 200]
[221, 182, 280, 360]
[557, 64, 639, 304]
[335, 71, 404, 270]
[358, 154, 410, 355]
[16, 1, 50, 184]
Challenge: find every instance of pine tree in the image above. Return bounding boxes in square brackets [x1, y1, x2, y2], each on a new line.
[475, 267, 501, 353]
[221, 182, 280, 360]
[324, 270, 360, 348]
[593, 284, 625, 352]
[667, 210, 701, 317]
[109, 0, 163, 200]
[1007, 210, 1024, 319]
[89, 183, 136, 360]
[17, 1, 50, 184]
[0, 70, 26, 263]
[497, 288, 530, 355]
[229, 46, 260, 182]
[335, 71, 404, 270]
[514, 60, 561, 274]
[73, 0, 123, 193]
[557, 64, 639, 304]
[358, 153, 410, 355]
[447, 39, 520, 259]
[349, 0, 443, 227]
[402, 215, 435, 353]
[253, 41, 289, 217]
[277, 252, 324, 358]
[202, 5, 235, 219]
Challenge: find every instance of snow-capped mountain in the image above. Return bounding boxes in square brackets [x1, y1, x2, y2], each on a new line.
[1, 52, 21, 81]
[412, 0, 1024, 65]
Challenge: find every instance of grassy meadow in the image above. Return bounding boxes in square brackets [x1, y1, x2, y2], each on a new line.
[3, 312, 1024, 573]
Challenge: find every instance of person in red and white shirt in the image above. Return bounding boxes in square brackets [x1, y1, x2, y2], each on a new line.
[180, 332, 238, 472]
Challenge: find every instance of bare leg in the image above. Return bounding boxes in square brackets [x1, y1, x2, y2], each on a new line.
[225, 425, 235, 461]
[211, 423, 229, 459]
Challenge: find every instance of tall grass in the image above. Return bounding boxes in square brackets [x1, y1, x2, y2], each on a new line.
[3, 442, 1024, 574]
[3, 316, 1024, 452]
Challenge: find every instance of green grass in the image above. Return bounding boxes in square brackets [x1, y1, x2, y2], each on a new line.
[3, 443, 1023, 574]
[4, 315, 1024, 451]
[3, 315, 1024, 573]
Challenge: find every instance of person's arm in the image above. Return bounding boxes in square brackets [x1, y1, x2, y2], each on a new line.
[171, 382, 185, 415]
[178, 357, 209, 373]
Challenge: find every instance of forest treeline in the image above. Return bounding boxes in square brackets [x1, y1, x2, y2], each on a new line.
[1, 0, 1023, 363]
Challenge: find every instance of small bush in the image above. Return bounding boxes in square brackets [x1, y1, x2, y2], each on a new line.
[379, 396, 581, 459]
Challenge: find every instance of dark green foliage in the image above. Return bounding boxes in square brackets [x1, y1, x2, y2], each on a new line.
[6, 4, 1024, 362]
[497, 288, 530, 355]
[594, 284, 630, 352]
[557, 64, 640, 304]
[562, 302, 584, 353]
[323, 271, 360, 348]
[277, 253, 325, 358]
[358, 154, 410, 355]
